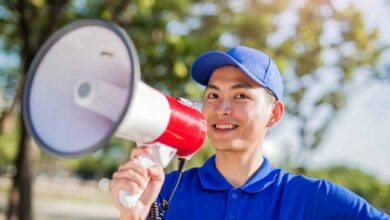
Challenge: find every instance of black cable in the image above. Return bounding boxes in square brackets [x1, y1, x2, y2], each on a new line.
[150, 202, 162, 220]
[149, 157, 188, 220]
[168, 157, 188, 204]
[177, 157, 189, 172]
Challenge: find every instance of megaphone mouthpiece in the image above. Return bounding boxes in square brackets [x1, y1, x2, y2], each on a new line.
[74, 78, 126, 121]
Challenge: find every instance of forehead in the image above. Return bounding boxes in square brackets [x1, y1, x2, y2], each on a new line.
[208, 66, 260, 88]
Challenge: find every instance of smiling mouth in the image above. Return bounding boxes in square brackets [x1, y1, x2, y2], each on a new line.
[213, 124, 239, 130]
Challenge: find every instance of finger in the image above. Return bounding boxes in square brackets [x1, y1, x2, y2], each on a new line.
[113, 169, 149, 190]
[129, 146, 151, 160]
[147, 164, 165, 182]
[117, 160, 149, 180]
[110, 178, 143, 211]
[110, 178, 142, 196]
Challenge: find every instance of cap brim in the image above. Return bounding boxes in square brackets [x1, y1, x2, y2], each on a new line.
[190, 51, 269, 90]
[190, 51, 236, 86]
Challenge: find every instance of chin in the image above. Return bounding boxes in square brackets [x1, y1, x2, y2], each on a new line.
[211, 140, 244, 152]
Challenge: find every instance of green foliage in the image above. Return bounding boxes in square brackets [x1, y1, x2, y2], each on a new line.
[62, 137, 134, 179]
[74, 156, 99, 179]
[165, 138, 215, 173]
[0, 113, 19, 165]
[187, 139, 215, 169]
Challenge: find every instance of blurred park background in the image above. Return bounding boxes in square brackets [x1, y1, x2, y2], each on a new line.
[0, 0, 389, 219]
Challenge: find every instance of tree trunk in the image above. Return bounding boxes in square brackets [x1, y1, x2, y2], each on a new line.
[6, 121, 32, 220]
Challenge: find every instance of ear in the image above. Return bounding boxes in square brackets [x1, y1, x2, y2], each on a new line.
[266, 100, 284, 128]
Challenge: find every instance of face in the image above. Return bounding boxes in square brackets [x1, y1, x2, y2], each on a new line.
[202, 66, 278, 153]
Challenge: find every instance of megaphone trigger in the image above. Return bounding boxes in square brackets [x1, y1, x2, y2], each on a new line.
[135, 142, 177, 168]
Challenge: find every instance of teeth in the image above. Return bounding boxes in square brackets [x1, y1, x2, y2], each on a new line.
[215, 124, 237, 129]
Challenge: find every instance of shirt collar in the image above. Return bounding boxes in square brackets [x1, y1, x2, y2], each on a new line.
[197, 155, 278, 193]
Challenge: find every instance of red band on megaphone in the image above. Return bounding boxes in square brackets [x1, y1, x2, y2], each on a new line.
[155, 95, 207, 157]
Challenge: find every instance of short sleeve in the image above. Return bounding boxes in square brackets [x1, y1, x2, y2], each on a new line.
[316, 180, 389, 220]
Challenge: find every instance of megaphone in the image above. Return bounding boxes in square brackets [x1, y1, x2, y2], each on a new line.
[23, 19, 207, 208]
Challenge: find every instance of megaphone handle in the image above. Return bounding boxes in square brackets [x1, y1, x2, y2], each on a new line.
[118, 156, 155, 208]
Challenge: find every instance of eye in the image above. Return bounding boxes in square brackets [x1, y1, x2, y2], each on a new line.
[235, 93, 248, 99]
[206, 93, 218, 99]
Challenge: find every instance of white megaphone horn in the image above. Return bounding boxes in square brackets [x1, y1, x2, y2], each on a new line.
[22, 19, 207, 208]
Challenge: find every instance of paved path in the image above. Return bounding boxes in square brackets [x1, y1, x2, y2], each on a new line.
[0, 177, 120, 220]
[0, 199, 119, 220]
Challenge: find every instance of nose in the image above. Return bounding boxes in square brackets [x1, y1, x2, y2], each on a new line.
[215, 98, 232, 115]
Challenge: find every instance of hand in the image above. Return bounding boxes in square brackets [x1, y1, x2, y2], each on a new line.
[110, 146, 165, 220]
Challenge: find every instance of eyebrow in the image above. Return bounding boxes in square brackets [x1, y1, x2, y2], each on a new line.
[206, 83, 254, 91]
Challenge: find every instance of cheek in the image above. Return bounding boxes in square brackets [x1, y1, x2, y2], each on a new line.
[235, 103, 259, 120]
[241, 108, 268, 130]
[201, 104, 211, 118]
[201, 103, 215, 123]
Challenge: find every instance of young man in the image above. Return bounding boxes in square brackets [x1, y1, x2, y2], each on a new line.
[110, 46, 389, 220]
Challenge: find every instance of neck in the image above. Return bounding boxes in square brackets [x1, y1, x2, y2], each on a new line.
[215, 148, 264, 188]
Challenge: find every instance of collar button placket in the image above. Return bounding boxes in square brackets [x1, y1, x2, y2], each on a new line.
[225, 189, 240, 220]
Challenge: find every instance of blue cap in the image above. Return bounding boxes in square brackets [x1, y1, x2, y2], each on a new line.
[190, 46, 284, 100]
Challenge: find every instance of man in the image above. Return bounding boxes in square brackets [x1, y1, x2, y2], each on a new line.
[110, 46, 389, 219]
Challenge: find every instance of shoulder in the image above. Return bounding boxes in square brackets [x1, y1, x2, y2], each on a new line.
[276, 169, 329, 190]
[273, 168, 352, 192]
[274, 169, 389, 219]
[274, 169, 364, 204]
[271, 169, 331, 202]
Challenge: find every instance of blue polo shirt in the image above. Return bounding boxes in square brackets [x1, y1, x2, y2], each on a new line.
[157, 156, 389, 220]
